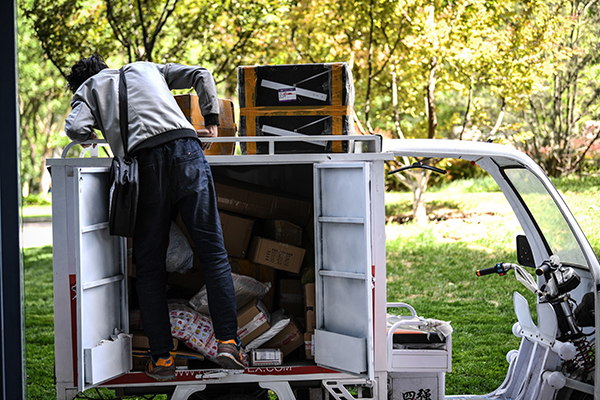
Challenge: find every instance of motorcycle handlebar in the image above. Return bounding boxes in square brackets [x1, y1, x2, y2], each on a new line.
[476, 263, 506, 277]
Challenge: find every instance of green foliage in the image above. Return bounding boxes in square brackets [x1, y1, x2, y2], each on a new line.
[514, 0, 600, 177]
[551, 174, 600, 193]
[24, 246, 55, 399]
[23, 0, 288, 94]
[18, 2, 72, 196]
[23, 193, 52, 206]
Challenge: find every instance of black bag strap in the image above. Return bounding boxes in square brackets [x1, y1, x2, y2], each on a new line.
[118, 67, 129, 156]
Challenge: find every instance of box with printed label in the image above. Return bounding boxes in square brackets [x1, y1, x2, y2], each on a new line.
[237, 63, 354, 154]
[219, 211, 255, 258]
[248, 237, 306, 274]
[238, 63, 354, 108]
[174, 94, 237, 156]
[237, 298, 271, 346]
[250, 349, 283, 367]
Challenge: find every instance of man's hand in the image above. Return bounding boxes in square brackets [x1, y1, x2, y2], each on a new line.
[197, 125, 218, 151]
[80, 132, 99, 148]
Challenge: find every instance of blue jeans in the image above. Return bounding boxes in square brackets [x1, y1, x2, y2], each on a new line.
[132, 138, 238, 356]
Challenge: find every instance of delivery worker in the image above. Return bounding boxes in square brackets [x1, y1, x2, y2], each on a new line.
[64, 54, 244, 381]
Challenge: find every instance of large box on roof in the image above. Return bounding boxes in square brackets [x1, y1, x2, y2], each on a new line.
[237, 63, 354, 154]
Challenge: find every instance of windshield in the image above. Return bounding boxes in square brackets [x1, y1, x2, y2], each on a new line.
[503, 167, 589, 269]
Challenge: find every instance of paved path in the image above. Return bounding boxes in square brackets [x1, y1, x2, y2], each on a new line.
[21, 220, 53, 248]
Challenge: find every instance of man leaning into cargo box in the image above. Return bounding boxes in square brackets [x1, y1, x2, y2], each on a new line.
[64, 54, 244, 381]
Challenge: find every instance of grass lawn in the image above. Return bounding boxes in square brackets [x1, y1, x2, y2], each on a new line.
[23, 176, 600, 399]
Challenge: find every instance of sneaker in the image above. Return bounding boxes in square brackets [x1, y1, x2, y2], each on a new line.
[145, 354, 176, 381]
[215, 338, 246, 369]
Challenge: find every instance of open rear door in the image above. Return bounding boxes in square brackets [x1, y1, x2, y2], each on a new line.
[313, 162, 374, 379]
[73, 167, 131, 392]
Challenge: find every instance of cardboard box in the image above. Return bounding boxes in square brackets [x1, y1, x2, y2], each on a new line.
[304, 332, 314, 360]
[304, 283, 316, 332]
[237, 298, 271, 346]
[132, 332, 178, 350]
[248, 237, 306, 274]
[229, 257, 275, 311]
[241, 115, 353, 154]
[214, 176, 312, 227]
[264, 220, 303, 246]
[263, 317, 304, 357]
[219, 211, 254, 258]
[279, 279, 304, 318]
[174, 95, 237, 156]
[237, 63, 354, 155]
[250, 349, 283, 367]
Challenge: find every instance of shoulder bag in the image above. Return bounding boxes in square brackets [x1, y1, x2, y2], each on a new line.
[109, 67, 139, 237]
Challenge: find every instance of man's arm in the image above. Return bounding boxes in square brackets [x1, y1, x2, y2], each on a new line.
[158, 63, 220, 125]
[65, 101, 98, 143]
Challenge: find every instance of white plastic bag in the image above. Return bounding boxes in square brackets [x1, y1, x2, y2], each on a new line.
[245, 309, 290, 350]
[190, 273, 272, 315]
[166, 221, 194, 274]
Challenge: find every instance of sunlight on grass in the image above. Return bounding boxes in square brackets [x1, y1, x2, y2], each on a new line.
[22, 205, 52, 220]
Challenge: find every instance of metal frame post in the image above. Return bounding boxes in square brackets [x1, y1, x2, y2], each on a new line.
[0, 0, 26, 398]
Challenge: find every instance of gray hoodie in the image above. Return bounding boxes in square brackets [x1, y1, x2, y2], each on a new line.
[65, 61, 220, 157]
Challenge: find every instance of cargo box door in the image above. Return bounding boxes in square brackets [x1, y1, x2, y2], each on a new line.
[74, 167, 131, 392]
[313, 163, 374, 379]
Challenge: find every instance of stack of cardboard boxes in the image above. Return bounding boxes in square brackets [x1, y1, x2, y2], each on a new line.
[209, 175, 313, 362]
[128, 173, 316, 368]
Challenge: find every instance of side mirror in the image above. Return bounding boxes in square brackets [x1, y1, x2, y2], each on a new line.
[517, 235, 535, 268]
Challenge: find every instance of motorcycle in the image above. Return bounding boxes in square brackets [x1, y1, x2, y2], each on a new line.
[475, 255, 595, 400]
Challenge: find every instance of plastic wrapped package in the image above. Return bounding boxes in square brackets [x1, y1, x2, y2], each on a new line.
[166, 221, 194, 273]
[168, 302, 202, 341]
[190, 273, 271, 314]
[184, 317, 218, 360]
[168, 301, 219, 359]
[245, 309, 290, 350]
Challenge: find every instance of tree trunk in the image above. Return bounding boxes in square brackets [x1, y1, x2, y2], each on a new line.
[391, 68, 405, 140]
[412, 170, 430, 225]
[426, 57, 438, 139]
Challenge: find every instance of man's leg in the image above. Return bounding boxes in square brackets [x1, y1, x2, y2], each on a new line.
[169, 139, 242, 368]
[133, 146, 175, 358]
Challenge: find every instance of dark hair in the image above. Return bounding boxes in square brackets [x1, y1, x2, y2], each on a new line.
[66, 54, 109, 93]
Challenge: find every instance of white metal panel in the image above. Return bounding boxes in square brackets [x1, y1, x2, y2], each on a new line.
[314, 162, 374, 378]
[74, 168, 130, 391]
[314, 330, 367, 373]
